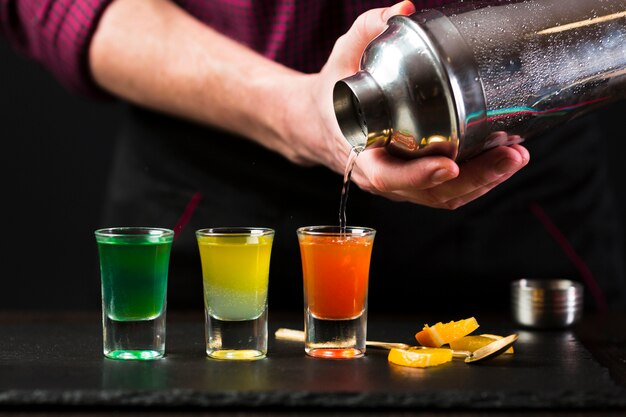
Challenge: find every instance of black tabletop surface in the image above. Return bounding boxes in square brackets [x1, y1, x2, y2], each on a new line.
[0, 311, 625, 414]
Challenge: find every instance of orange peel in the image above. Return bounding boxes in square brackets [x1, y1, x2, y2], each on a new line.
[388, 347, 453, 368]
[415, 317, 480, 347]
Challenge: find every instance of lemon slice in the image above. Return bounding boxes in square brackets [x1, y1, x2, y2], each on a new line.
[388, 347, 453, 368]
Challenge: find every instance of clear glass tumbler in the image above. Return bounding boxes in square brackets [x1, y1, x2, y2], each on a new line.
[95, 227, 174, 360]
[297, 226, 376, 359]
[196, 227, 274, 360]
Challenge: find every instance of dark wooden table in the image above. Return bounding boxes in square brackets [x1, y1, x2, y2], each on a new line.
[0, 311, 625, 415]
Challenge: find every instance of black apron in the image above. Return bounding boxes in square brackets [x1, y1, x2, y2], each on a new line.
[102, 105, 626, 315]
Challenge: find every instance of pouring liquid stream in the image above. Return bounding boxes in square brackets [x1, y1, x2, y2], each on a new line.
[339, 148, 362, 232]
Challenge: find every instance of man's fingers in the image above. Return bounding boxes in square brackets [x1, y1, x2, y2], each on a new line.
[423, 145, 530, 207]
[352, 144, 529, 208]
[352, 148, 459, 193]
[454, 144, 529, 190]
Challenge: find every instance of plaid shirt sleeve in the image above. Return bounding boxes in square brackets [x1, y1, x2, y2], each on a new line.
[0, 0, 114, 98]
[0, 0, 459, 97]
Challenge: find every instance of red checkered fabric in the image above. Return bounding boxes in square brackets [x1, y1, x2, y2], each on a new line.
[0, 0, 455, 96]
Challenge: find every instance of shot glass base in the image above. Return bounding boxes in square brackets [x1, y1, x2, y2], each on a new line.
[304, 310, 367, 360]
[105, 349, 164, 360]
[305, 347, 365, 359]
[207, 349, 266, 360]
[103, 313, 166, 361]
[205, 309, 268, 360]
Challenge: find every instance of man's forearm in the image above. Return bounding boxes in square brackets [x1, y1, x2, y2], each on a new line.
[89, 0, 310, 161]
[86, 0, 532, 209]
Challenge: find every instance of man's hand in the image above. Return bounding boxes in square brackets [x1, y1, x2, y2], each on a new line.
[295, 1, 530, 208]
[90, 0, 529, 210]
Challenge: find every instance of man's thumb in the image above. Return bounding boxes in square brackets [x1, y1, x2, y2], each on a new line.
[382, 1, 416, 22]
[346, 1, 416, 59]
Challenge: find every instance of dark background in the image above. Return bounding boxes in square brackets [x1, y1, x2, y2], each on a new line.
[2, 38, 626, 312]
[0, 40, 122, 311]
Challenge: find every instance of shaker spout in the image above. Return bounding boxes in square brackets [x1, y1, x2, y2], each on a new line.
[333, 12, 464, 161]
[333, 71, 391, 152]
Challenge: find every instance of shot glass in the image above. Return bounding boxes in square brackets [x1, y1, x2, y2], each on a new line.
[95, 227, 174, 360]
[196, 227, 274, 360]
[297, 226, 376, 359]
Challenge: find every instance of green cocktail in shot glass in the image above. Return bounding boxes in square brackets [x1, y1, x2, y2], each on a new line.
[95, 227, 174, 360]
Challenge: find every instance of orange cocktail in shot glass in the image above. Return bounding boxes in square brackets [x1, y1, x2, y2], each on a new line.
[297, 226, 376, 359]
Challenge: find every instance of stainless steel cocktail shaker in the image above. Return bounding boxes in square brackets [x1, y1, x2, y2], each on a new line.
[333, 0, 626, 160]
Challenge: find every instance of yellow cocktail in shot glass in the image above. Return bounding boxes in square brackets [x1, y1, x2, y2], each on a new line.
[196, 227, 274, 360]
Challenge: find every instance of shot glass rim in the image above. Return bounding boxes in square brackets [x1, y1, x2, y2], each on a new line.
[195, 227, 275, 237]
[296, 225, 376, 236]
[95, 227, 174, 239]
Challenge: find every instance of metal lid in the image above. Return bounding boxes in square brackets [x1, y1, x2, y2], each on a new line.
[511, 279, 584, 329]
